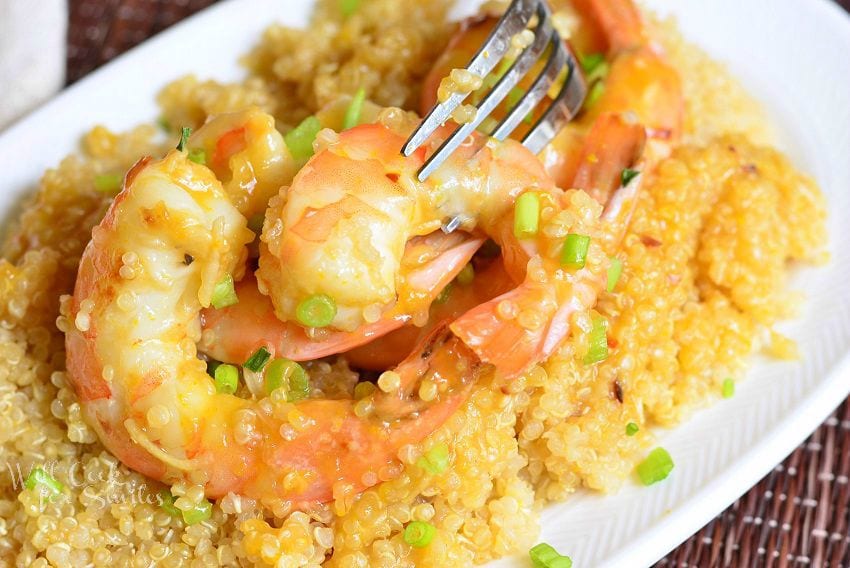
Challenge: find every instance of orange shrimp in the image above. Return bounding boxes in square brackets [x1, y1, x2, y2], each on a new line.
[199, 231, 485, 365]
[63, 150, 488, 505]
[421, 0, 682, 186]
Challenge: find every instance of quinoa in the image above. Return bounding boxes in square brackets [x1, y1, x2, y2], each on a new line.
[0, 0, 827, 566]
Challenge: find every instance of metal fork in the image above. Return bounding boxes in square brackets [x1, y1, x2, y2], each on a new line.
[401, 0, 587, 182]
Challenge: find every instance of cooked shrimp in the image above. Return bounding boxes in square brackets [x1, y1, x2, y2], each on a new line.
[421, 0, 682, 186]
[64, 149, 486, 504]
[186, 107, 295, 219]
[199, 231, 485, 365]
[344, 255, 514, 370]
[256, 119, 554, 332]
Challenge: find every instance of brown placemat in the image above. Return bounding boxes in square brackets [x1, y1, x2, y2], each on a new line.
[66, 1, 850, 566]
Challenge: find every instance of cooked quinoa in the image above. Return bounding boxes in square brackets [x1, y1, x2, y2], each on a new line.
[0, 0, 827, 566]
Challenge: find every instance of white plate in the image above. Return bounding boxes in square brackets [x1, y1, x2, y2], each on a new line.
[1, 1, 849, 566]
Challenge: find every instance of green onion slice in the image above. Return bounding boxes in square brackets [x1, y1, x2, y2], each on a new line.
[607, 257, 623, 293]
[213, 364, 239, 394]
[560, 234, 591, 269]
[457, 263, 475, 286]
[265, 358, 310, 401]
[339, 0, 360, 18]
[636, 447, 674, 486]
[625, 422, 639, 436]
[529, 542, 572, 568]
[585, 80, 605, 107]
[722, 378, 735, 399]
[514, 191, 540, 239]
[621, 167, 640, 187]
[182, 499, 212, 525]
[583, 315, 609, 365]
[404, 521, 436, 548]
[24, 467, 64, 495]
[434, 283, 452, 305]
[285, 116, 322, 163]
[296, 294, 337, 327]
[176, 126, 192, 151]
[416, 443, 450, 475]
[343, 88, 367, 130]
[580, 53, 609, 84]
[243, 346, 271, 373]
[94, 173, 123, 194]
[187, 148, 207, 165]
[159, 489, 180, 517]
[210, 274, 239, 309]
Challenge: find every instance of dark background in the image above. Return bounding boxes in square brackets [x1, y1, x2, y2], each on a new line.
[65, 1, 850, 566]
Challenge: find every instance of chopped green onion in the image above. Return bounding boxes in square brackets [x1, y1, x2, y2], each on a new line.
[507, 87, 524, 108]
[636, 447, 674, 486]
[176, 126, 192, 151]
[205, 360, 220, 378]
[625, 422, 639, 436]
[506, 87, 534, 124]
[529, 543, 572, 568]
[94, 173, 123, 194]
[580, 52, 605, 73]
[343, 88, 367, 130]
[621, 167, 640, 187]
[580, 52, 609, 84]
[265, 358, 310, 400]
[159, 489, 180, 517]
[494, 57, 514, 80]
[157, 116, 171, 132]
[285, 116, 322, 163]
[607, 257, 623, 293]
[514, 191, 540, 239]
[213, 364, 239, 394]
[339, 0, 360, 17]
[585, 80, 605, 107]
[188, 148, 207, 165]
[457, 263, 475, 286]
[296, 294, 337, 327]
[477, 116, 499, 135]
[416, 443, 450, 475]
[560, 234, 591, 269]
[583, 315, 609, 365]
[722, 378, 735, 399]
[403, 521, 436, 548]
[24, 467, 64, 495]
[244, 347, 271, 373]
[434, 283, 453, 305]
[182, 499, 212, 525]
[210, 274, 238, 309]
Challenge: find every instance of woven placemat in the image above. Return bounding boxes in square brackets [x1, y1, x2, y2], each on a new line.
[66, 1, 850, 565]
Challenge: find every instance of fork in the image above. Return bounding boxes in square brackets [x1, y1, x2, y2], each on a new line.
[401, 0, 588, 182]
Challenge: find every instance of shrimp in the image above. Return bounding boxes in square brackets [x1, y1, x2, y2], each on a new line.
[344, 255, 514, 370]
[64, 150, 486, 504]
[255, 117, 554, 332]
[199, 231, 485, 365]
[186, 107, 295, 220]
[421, 0, 682, 187]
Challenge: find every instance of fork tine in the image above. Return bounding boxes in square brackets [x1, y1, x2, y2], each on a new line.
[414, 2, 552, 182]
[521, 50, 586, 154]
[401, 0, 538, 158]
[490, 31, 566, 141]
